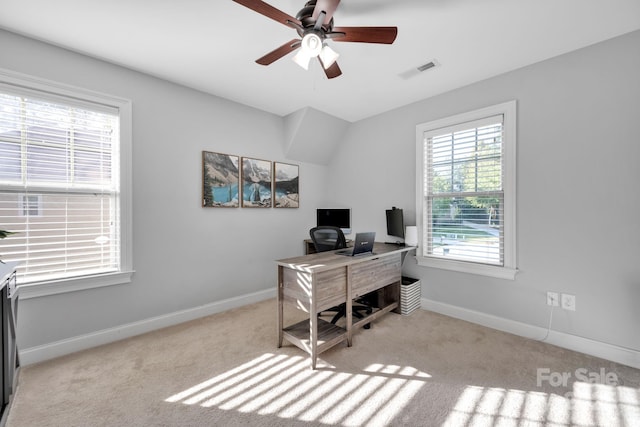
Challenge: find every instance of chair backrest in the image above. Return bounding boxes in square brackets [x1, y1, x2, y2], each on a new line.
[309, 226, 347, 252]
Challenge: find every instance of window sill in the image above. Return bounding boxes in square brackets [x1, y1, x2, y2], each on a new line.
[17, 270, 134, 299]
[416, 256, 518, 280]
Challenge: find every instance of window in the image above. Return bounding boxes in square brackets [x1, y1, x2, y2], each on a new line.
[0, 69, 132, 298]
[19, 194, 42, 217]
[416, 101, 517, 279]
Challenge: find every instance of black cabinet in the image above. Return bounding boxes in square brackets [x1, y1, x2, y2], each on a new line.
[0, 262, 19, 427]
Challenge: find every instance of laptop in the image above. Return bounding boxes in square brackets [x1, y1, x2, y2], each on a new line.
[336, 232, 376, 256]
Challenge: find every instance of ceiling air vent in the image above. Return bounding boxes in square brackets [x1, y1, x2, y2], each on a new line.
[399, 59, 439, 79]
[417, 61, 436, 72]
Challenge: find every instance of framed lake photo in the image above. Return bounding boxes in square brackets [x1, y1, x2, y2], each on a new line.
[202, 151, 240, 208]
[273, 162, 299, 208]
[241, 157, 272, 208]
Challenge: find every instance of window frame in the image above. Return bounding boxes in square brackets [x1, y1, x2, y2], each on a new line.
[415, 101, 517, 280]
[0, 68, 133, 299]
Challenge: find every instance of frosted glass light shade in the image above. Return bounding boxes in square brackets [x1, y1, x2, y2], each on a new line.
[319, 44, 339, 68]
[405, 226, 418, 247]
[292, 50, 312, 70]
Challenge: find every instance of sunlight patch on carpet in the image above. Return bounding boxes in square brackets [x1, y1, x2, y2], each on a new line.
[444, 383, 640, 426]
[164, 353, 431, 425]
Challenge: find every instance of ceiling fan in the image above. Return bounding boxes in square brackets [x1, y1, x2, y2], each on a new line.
[232, 0, 398, 79]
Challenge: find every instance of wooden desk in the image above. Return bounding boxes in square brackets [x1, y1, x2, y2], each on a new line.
[276, 243, 413, 369]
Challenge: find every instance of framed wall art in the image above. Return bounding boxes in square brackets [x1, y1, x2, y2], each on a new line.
[202, 151, 239, 208]
[241, 157, 272, 208]
[273, 162, 299, 208]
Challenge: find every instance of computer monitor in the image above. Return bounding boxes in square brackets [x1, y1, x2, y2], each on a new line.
[386, 207, 404, 244]
[316, 208, 351, 235]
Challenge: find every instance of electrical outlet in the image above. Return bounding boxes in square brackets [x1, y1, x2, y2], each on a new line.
[561, 293, 576, 311]
[546, 291, 559, 306]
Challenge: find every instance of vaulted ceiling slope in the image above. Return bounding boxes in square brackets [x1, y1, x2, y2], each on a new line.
[284, 107, 349, 165]
[1, 0, 639, 122]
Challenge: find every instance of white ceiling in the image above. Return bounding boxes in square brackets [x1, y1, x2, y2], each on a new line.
[1, 0, 639, 122]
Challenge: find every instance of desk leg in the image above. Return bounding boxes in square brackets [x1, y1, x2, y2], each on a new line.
[310, 272, 318, 369]
[310, 311, 317, 369]
[346, 265, 352, 347]
[277, 266, 283, 348]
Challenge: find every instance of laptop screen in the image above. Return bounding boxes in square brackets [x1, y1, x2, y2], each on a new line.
[352, 232, 375, 255]
[337, 232, 375, 256]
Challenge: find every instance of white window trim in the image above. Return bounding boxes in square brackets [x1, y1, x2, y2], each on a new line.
[415, 100, 517, 280]
[0, 67, 134, 299]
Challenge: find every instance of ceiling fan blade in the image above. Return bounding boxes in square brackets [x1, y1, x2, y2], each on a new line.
[232, 0, 301, 27]
[319, 58, 342, 79]
[256, 39, 301, 65]
[312, 0, 341, 26]
[330, 26, 398, 44]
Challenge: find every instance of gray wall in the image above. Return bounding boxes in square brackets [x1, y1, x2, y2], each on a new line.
[327, 30, 640, 353]
[0, 29, 328, 350]
[2, 27, 639, 361]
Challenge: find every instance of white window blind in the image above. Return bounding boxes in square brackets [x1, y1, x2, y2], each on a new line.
[424, 115, 504, 265]
[0, 90, 120, 285]
[416, 101, 517, 279]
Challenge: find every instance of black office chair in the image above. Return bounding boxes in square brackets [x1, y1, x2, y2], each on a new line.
[309, 226, 346, 252]
[309, 226, 372, 328]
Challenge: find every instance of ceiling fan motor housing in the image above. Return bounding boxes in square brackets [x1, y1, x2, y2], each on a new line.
[296, 0, 334, 37]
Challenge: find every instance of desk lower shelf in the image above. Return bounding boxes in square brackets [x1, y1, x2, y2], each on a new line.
[283, 318, 346, 355]
[282, 301, 399, 358]
[351, 301, 398, 330]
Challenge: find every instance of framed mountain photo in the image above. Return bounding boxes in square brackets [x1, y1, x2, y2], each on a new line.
[202, 151, 240, 208]
[241, 157, 272, 208]
[273, 162, 299, 208]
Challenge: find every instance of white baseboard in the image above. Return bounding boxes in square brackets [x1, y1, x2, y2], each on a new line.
[20, 292, 639, 369]
[19, 288, 276, 366]
[421, 298, 640, 370]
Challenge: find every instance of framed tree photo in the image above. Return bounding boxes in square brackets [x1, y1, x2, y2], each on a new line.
[202, 151, 239, 208]
[273, 162, 299, 208]
[241, 157, 272, 208]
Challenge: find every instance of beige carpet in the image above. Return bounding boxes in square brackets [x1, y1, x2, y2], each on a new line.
[7, 299, 640, 427]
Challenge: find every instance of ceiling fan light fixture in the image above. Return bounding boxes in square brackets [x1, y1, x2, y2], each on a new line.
[319, 44, 339, 69]
[293, 32, 327, 71]
[300, 33, 323, 57]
